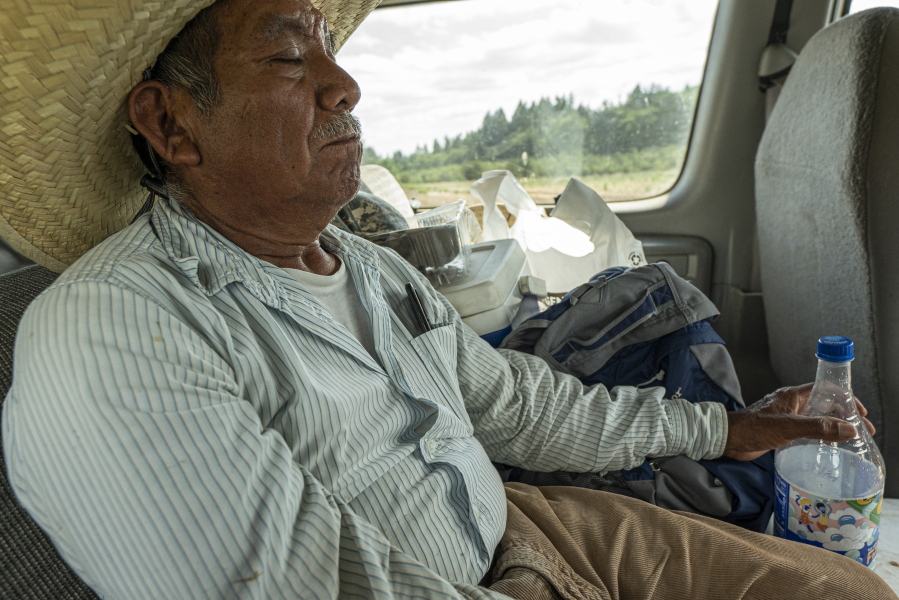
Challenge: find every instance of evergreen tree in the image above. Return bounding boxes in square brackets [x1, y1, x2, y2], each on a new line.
[362, 84, 698, 183]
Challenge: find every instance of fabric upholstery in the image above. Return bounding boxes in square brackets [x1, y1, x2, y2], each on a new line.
[0, 265, 97, 599]
[755, 8, 899, 495]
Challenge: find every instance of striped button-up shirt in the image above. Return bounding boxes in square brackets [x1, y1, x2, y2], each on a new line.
[3, 199, 727, 599]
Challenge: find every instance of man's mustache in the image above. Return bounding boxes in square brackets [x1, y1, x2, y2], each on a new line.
[312, 112, 362, 141]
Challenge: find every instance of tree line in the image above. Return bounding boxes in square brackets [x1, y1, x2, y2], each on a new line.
[362, 84, 699, 184]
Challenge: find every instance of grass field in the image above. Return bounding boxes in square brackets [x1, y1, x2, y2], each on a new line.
[400, 169, 681, 209]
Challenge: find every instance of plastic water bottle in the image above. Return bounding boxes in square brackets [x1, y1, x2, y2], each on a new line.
[773, 336, 886, 568]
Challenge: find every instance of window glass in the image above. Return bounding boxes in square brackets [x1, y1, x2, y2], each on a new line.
[338, 0, 718, 208]
[849, 0, 899, 12]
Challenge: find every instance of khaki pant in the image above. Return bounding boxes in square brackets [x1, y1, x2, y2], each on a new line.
[488, 483, 897, 600]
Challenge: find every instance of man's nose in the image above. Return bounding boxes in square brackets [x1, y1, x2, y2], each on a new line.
[317, 57, 361, 112]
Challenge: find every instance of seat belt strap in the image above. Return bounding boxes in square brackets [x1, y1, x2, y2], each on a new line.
[767, 0, 794, 45]
[758, 0, 798, 118]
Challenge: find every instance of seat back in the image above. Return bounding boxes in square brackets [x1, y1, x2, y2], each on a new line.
[755, 8, 899, 495]
[0, 265, 98, 599]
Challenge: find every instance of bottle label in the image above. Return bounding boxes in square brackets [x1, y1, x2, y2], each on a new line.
[774, 471, 883, 567]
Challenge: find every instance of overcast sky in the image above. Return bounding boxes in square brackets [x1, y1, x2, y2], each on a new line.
[337, 0, 719, 156]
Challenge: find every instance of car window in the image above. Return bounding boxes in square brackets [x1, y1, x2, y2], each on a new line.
[338, 0, 718, 208]
[848, 0, 899, 12]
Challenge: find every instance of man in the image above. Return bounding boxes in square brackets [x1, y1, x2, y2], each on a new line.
[0, 0, 893, 598]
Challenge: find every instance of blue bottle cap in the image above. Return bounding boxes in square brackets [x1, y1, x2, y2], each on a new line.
[816, 336, 854, 362]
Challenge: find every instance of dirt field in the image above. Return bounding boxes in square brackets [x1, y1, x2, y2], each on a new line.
[402, 169, 680, 209]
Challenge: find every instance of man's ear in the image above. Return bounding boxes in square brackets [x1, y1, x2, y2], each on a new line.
[127, 80, 202, 167]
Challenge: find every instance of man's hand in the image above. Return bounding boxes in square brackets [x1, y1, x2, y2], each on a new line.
[723, 384, 876, 461]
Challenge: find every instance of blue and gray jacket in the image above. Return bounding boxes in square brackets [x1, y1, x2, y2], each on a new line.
[500, 262, 775, 532]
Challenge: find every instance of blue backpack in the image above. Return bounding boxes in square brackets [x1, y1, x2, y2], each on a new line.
[498, 263, 775, 532]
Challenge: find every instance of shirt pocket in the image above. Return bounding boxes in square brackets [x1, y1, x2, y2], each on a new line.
[410, 324, 458, 374]
[407, 324, 467, 420]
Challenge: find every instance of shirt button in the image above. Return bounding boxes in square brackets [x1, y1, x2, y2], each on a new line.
[426, 440, 437, 453]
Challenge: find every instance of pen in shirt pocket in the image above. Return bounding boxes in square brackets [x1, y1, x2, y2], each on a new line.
[405, 282, 433, 335]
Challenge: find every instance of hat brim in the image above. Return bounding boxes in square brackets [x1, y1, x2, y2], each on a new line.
[0, 0, 380, 272]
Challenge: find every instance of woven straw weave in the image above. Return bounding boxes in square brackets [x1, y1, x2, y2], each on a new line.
[0, 0, 381, 273]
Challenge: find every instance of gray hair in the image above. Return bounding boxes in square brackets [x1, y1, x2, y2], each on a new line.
[312, 112, 363, 141]
[133, 2, 227, 205]
[152, 3, 224, 116]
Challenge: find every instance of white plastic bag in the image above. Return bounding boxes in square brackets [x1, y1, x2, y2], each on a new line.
[550, 177, 646, 269]
[471, 170, 645, 293]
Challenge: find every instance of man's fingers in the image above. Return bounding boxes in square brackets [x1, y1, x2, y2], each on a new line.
[778, 383, 813, 412]
[778, 414, 856, 442]
[863, 416, 876, 436]
[795, 415, 856, 442]
[855, 397, 868, 417]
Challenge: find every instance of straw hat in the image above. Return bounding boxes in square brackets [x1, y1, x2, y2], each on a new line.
[0, 0, 381, 272]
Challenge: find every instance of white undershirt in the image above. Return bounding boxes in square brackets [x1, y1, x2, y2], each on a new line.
[282, 261, 381, 366]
